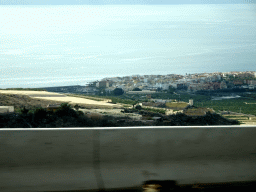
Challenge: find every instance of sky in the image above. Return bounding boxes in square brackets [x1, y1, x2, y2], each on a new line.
[0, 0, 255, 5]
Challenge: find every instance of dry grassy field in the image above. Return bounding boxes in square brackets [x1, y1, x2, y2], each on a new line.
[0, 90, 122, 109]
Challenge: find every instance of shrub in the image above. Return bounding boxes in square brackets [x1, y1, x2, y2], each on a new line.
[133, 88, 142, 91]
[74, 104, 80, 111]
[111, 98, 117, 104]
[55, 103, 78, 118]
[135, 105, 142, 110]
[21, 107, 29, 115]
[34, 108, 47, 120]
[113, 88, 124, 96]
[76, 111, 84, 116]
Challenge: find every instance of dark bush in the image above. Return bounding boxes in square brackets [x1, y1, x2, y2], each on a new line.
[113, 88, 124, 96]
[55, 103, 78, 118]
[34, 107, 47, 120]
[21, 107, 29, 115]
[76, 111, 85, 116]
[77, 116, 94, 127]
[133, 88, 142, 91]
[74, 104, 80, 111]
[135, 105, 142, 110]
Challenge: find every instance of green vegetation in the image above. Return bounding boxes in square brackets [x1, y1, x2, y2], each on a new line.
[142, 107, 166, 114]
[168, 86, 175, 94]
[184, 107, 214, 116]
[132, 88, 142, 91]
[144, 92, 256, 116]
[74, 104, 80, 111]
[64, 90, 256, 116]
[196, 93, 256, 116]
[150, 92, 211, 103]
[111, 97, 134, 105]
[161, 112, 239, 126]
[0, 100, 240, 128]
[135, 105, 142, 110]
[68, 91, 256, 116]
[0, 103, 109, 128]
[200, 98, 256, 116]
[113, 88, 124, 96]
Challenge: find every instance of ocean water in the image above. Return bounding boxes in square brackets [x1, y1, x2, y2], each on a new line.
[0, 4, 256, 88]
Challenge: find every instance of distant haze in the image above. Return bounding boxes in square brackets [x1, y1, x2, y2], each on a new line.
[0, 3, 255, 88]
[1, 0, 256, 5]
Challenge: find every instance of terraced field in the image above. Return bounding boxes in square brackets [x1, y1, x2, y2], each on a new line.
[223, 114, 256, 125]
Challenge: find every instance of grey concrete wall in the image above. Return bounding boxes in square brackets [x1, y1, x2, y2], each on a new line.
[0, 126, 256, 192]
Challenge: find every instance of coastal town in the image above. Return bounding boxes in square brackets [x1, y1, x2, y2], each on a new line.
[44, 71, 256, 94]
[1, 71, 256, 127]
[96, 71, 256, 93]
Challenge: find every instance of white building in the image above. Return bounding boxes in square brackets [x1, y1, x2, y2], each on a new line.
[0, 106, 14, 113]
[169, 83, 178, 89]
[189, 99, 193, 106]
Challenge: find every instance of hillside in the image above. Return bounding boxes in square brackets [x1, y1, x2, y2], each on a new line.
[0, 90, 121, 111]
[0, 90, 240, 127]
[0, 93, 62, 112]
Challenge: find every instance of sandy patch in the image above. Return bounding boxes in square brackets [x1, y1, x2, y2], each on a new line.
[33, 96, 121, 107]
[0, 90, 64, 97]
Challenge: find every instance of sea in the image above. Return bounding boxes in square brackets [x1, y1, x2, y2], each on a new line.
[0, 4, 256, 88]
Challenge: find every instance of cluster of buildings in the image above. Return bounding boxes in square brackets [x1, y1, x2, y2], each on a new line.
[85, 71, 256, 94]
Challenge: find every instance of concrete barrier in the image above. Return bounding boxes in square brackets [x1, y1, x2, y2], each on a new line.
[0, 126, 256, 192]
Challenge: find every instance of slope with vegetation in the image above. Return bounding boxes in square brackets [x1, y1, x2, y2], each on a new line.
[0, 93, 62, 113]
[0, 102, 239, 128]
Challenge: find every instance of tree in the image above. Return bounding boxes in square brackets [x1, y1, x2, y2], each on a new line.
[168, 86, 175, 94]
[113, 88, 124, 96]
[34, 107, 47, 120]
[60, 103, 72, 109]
[21, 107, 29, 115]
[98, 88, 106, 96]
[135, 105, 142, 110]
[55, 103, 78, 118]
